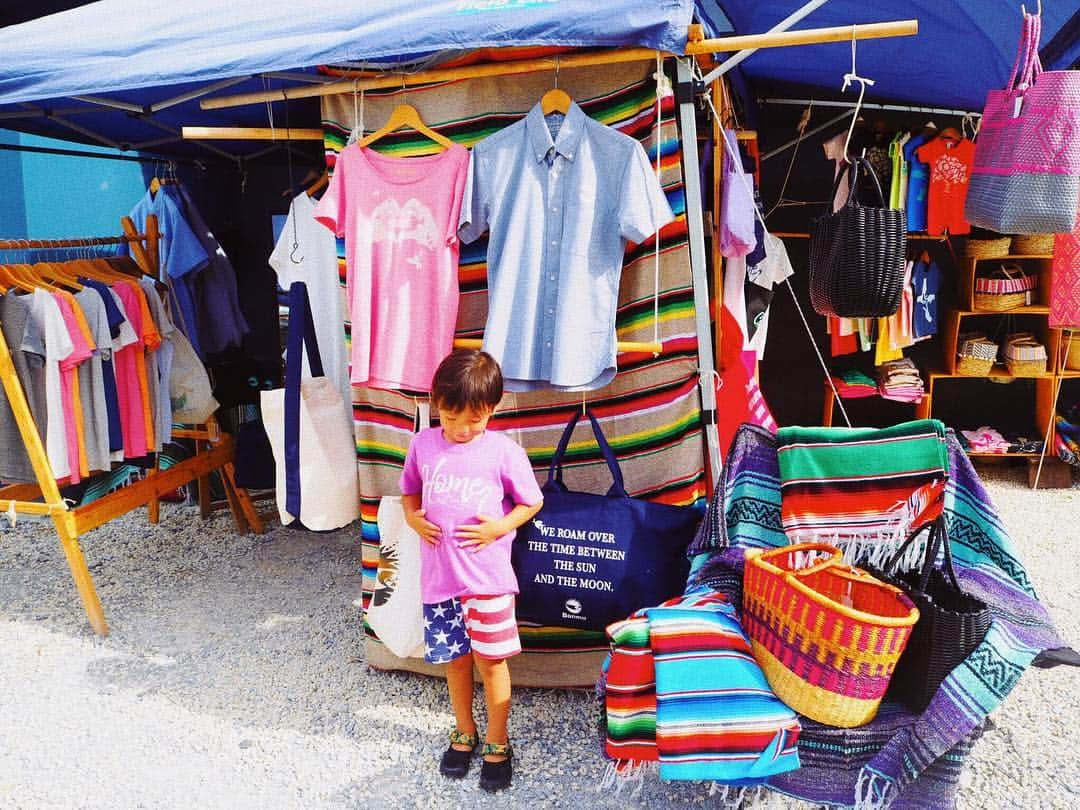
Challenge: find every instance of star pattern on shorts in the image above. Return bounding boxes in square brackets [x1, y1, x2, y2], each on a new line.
[423, 598, 471, 664]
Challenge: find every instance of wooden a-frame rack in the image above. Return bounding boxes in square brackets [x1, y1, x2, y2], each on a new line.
[0, 216, 263, 636]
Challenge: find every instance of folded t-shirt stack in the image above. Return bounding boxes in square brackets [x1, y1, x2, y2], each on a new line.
[877, 358, 925, 403]
[831, 369, 879, 399]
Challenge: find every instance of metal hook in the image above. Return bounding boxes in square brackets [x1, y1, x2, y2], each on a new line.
[840, 24, 875, 164]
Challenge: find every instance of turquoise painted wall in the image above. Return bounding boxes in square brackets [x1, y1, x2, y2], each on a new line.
[0, 130, 147, 240]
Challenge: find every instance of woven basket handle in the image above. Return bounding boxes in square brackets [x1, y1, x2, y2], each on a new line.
[1007, 12, 1040, 92]
[883, 516, 961, 592]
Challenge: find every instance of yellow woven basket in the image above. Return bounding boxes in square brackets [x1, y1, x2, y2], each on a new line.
[743, 544, 919, 728]
[1011, 233, 1055, 255]
[964, 236, 1011, 259]
[1066, 333, 1080, 371]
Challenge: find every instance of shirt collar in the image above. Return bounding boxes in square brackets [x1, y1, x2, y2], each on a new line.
[525, 99, 585, 164]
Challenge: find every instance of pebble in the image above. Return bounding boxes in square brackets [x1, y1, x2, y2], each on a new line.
[0, 465, 1076, 808]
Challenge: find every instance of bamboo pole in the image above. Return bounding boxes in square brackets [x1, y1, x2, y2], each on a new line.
[182, 126, 324, 141]
[200, 20, 919, 111]
[452, 338, 663, 354]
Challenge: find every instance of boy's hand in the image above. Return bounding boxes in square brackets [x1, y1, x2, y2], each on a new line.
[406, 508, 441, 546]
[456, 514, 509, 551]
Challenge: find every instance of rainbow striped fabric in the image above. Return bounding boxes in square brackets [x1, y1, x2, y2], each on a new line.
[602, 588, 801, 785]
[776, 420, 949, 552]
[320, 61, 707, 674]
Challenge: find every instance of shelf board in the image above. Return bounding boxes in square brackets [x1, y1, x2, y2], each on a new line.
[966, 450, 1043, 458]
[930, 367, 1054, 380]
[971, 254, 1053, 261]
[960, 305, 1049, 315]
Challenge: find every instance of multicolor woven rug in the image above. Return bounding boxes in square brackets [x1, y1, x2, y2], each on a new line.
[319, 61, 707, 676]
[687, 424, 1066, 809]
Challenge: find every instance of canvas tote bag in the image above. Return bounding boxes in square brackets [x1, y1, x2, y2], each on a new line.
[169, 328, 219, 424]
[965, 11, 1080, 234]
[261, 282, 359, 531]
[512, 409, 700, 631]
[366, 402, 430, 658]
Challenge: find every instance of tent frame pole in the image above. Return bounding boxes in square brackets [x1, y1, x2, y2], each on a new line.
[675, 58, 723, 482]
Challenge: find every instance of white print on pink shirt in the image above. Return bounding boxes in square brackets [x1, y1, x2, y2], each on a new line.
[370, 198, 440, 250]
[421, 457, 502, 507]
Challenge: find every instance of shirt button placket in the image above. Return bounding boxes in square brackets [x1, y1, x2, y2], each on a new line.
[541, 154, 563, 379]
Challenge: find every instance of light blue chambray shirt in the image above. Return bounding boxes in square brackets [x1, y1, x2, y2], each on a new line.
[458, 101, 673, 391]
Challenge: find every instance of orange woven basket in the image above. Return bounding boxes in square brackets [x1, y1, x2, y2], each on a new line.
[742, 543, 919, 728]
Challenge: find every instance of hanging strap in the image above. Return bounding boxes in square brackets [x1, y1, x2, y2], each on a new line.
[882, 516, 962, 593]
[284, 281, 323, 518]
[547, 408, 627, 497]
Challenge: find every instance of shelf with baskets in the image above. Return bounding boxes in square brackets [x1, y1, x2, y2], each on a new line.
[914, 246, 1067, 467]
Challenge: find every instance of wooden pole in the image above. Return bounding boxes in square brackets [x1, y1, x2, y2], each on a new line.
[452, 338, 663, 354]
[200, 19, 919, 111]
[182, 126, 324, 141]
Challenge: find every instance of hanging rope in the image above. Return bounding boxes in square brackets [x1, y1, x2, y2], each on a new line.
[692, 59, 853, 428]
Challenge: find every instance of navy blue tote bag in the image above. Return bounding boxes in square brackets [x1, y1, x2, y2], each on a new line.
[512, 410, 700, 630]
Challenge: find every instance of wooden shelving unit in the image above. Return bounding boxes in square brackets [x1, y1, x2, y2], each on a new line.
[914, 250, 1066, 463]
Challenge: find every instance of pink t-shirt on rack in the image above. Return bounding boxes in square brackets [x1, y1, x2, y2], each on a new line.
[399, 427, 543, 604]
[314, 143, 470, 391]
[110, 281, 148, 459]
[52, 293, 93, 484]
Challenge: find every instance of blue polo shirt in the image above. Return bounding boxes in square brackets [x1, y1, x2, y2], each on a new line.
[459, 101, 673, 391]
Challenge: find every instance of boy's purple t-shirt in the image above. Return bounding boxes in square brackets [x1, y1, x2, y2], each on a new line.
[399, 427, 543, 604]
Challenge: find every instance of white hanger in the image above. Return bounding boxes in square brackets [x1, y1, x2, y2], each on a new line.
[840, 25, 875, 164]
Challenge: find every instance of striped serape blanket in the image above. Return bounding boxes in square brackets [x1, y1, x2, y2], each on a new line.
[776, 420, 948, 567]
[687, 424, 1067, 809]
[600, 588, 801, 792]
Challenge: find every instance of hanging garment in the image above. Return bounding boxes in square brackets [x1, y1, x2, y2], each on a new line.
[903, 131, 934, 232]
[126, 188, 210, 355]
[140, 278, 176, 446]
[1050, 205, 1080, 330]
[165, 184, 249, 356]
[80, 278, 133, 453]
[111, 281, 153, 459]
[458, 100, 673, 391]
[316, 144, 469, 392]
[718, 129, 757, 258]
[888, 132, 911, 209]
[52, 292, 94, 483]
[744, 233, 794, 360]
[271, 192, 351, 418]
[911, 254, 942, 339]
[916, 135, 976, 236]
[0, 293, 48, 482]
[74, 288, 113, 472]
[21, 290, 73, 478]
[822, 131, 851, 213]
[829, 317, 859, 357]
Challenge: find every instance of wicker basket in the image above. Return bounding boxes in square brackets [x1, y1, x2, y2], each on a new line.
[1011, 233, 1055, 255]
[964, 236, 1011, 259]
[1067, 332, 1080, 371]
[743, 543, 919, 728]
[957, 334, 998, 376]
[973, 263, 1037, 311]
[1004, 333, 1047, 376]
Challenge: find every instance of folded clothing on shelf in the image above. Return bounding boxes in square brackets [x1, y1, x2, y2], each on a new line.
[876, 358, 925, 403]
[960, 427, 1012, 454]
[830, 369, 879, 399]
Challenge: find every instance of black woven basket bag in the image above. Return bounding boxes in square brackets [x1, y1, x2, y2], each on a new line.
[809, 157, 907, 318]
[873, 517, 992, 714]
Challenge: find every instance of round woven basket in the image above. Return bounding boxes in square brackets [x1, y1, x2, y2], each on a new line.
[1065, 333, 1080, 371]
[964, 236, 1011, 259]
[1011, 233, 1055, 255]
[973, 264, 1036, 311]
[1006, 358, 1047, 376]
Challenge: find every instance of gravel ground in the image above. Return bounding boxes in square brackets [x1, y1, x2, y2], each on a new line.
[0, 465, 1076, 809]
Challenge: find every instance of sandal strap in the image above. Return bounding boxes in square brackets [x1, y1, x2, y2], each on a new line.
[481, 741, 512, 757]
[449, 729, 479, 748]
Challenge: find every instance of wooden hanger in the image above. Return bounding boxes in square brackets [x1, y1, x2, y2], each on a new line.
[306, 170, 329, 197]
[541, 88, 572, 115]
[37, 260, 83, 292]
[358, 104, 453, 150]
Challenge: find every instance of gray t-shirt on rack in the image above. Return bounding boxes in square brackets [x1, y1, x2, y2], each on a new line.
[140, 278, 176, 448]
[74, 288, 113, 473]
[0, 292, 48, 482]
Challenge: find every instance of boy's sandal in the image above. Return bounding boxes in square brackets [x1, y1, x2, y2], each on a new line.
[479, 741, 513, 792]
[439, 730, 479, 779]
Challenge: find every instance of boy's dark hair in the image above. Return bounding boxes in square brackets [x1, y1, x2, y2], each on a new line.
[431, 350, 503, 412]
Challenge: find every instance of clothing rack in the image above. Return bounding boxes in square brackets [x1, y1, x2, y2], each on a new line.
[0, 219, 262, 636]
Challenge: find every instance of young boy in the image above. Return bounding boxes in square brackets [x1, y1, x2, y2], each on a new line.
[400, 350, 543, 792]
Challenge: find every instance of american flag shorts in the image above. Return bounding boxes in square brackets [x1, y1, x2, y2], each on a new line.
[422, 594, 521, 664]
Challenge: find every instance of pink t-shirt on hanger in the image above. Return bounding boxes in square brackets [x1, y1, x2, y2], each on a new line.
[314, 143, 470, 392]
[110, 281, 149, 459]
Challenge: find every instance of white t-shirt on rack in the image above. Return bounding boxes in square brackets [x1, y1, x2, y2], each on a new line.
[270, 192, 352, 419]
[21, 289, 74, 478]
